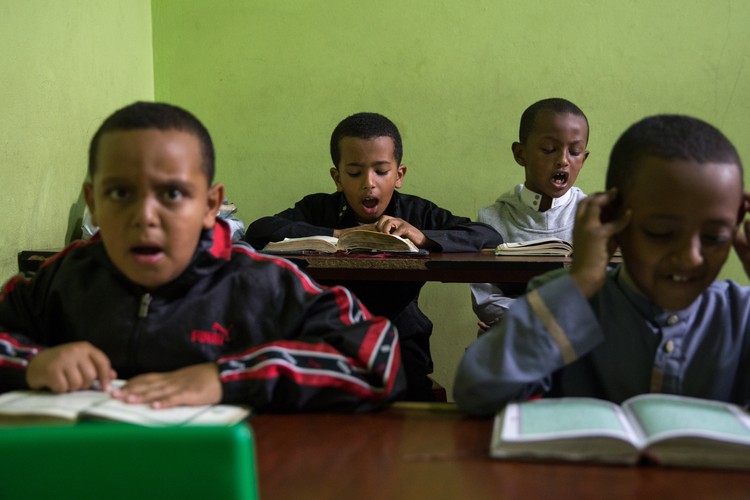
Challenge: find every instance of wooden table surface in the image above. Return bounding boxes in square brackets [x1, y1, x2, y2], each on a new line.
[249, 404, 750, 500]
[19, 250, 574, 293]
[285, 250, 571, 289]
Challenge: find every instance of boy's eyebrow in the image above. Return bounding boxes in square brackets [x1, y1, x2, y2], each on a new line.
[344, 160, 392, 168]
[98, 176, 132, 187]
[646, 213, 737, 225]
[156, 179, 196, 190]
[540, 135, 586, 144]
[98, 177, 196, 190]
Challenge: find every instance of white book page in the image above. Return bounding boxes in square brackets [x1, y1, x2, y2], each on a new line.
[501, 398, 640, 445]
[0, 390, 110, 420]
[281, 235, 338, 244]
[497, 237, 568, 249]
[623, 394, 750, 447]
[83, 398, 249, 426]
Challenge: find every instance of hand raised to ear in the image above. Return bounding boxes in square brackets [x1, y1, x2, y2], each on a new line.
[570, 189, 631, 298]
[733, 191, 750, 278]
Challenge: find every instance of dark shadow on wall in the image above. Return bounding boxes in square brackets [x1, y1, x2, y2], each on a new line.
[66, 191, 87, 244]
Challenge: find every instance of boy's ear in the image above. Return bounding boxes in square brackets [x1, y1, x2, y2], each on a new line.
[600, 188, 623, 224]
[738, 199, 748, 226]
[511, 142, 526, 167]
[82, 182, 97, 227]
[395, 164, 407, 189]
[330, 167, 343, 192]
[203, 182, 225, 229]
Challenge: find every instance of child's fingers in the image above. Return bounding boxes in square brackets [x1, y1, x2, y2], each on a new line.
[575, 191, 611, 221]
[376, 216, 405, 234]
[44, 370, 71, 393]
[603, 208, 632, 236]
[67, 344, 113, 391]
[27, 342, 110, 393]
[148, 390, 187, 409]
[733, 219, 750, 258]
[113, 373, 165, 401]
[113, 364, 221, 408]
[116, 377, 191, 408]
[65, 358, 104, 392]
[88, 348, 114, 390]
[61, 366, 85, 393]
[382, 220, 399, 234]
[576, 189, 629, 237]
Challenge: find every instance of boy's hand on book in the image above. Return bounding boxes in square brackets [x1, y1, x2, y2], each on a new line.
[112, 362, 222, 408]
[570, 189, 631, 297]
[26, 341, 116, 393]
[733, 191, 750, 278]
[374, 216, 430, 248]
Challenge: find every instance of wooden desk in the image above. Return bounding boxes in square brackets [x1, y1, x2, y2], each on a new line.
[18, 250, 572, 293]
[250, 405, 750, 500]
[286, 250, 570, 288]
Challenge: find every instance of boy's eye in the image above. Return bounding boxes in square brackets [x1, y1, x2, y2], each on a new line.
[345, 171, 361, 178]
[163, 188, 185, 202]
[570, 149, 583, 157]
[376, 170, 390, 176]
[701, 232, 732, 246]
[105, 188, 129, 201]
[643, 228, 673, 240]
[540, 147, 555, 154]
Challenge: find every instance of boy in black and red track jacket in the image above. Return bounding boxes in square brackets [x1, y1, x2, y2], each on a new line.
[246, 112, 502, 401]
[0, 102, 404, 412]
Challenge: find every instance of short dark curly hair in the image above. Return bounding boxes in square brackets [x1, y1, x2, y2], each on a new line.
[606, 114, 742, 197]
[518, 98, 589, 143]
[88, 101, 215, 183]
[330, 112, 403, 167]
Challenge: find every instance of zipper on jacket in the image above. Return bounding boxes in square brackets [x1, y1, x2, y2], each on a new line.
[129, 292, 152, 368]
[138, 293, 152, 318]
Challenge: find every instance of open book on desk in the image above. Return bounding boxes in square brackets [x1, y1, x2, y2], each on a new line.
[0, 382, 250, 427]
[494, 238, 573, 257]
[491, 394, 750, 470]
[261, 229, 422, 255]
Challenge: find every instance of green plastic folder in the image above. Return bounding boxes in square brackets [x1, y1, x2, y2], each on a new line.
[0, 423, 258, 500]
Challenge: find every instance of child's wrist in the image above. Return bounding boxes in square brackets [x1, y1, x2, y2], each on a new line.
[570, 269, 604, 298]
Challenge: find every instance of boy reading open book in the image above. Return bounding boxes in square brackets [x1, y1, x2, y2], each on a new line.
[0, 102, 405, 412]
[246, 112, 501, 400]
[471, 98, 590, 330]
[261, 229, 420, 254]
[455, 114, 750, 416]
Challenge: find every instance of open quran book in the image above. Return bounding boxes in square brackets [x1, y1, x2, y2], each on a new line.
[494, 238, 573, 257]
[261, 229, 421, 254]
[0, 382, 249, 427]
[491, 394, 750, 469]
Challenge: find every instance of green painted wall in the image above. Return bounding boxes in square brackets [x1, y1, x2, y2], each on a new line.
[0, 0, 153, 278]
[152, 0, 750, 398]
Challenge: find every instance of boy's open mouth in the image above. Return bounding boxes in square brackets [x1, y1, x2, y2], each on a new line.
[551, 171, 569, 187]
[131, 245, 164, 264]
[362, 197, 378, 209]
[130, 245, 164, 265]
